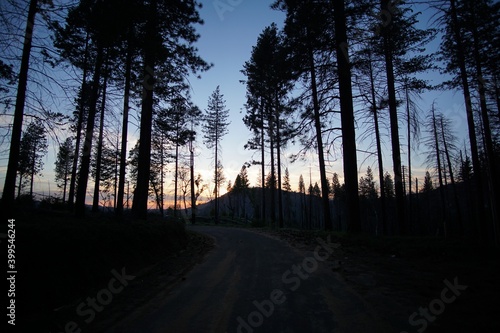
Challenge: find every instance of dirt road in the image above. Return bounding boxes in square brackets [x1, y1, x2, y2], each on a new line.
[107, 226, 396, 333]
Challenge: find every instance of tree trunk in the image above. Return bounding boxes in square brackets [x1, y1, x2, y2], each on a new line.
[113, 135, 118, 209]
[333, 0, 358, 232]
[116, 33, 132, 217]
[132, 0, 157, 220]
[190, 136, 195, 224]
[174, 138, 180, 217]
[92, 56, 109, 213]
[276, 101, 284, 228]
[269, 105, 276, 227]
[449, 0, 486, 240]
[471, 8, 499, 242]
[75, 44, 104, 217]
[68, 34, 90, 208]
[260, 99, 266, 224]
[214, 126, 219, 224]
[440, 118, 463, 235]
[307, 44, 331, 230]
[432, 106, 447, 237]
[381, 0, 405, 234]
[30, 145, 36, 198]
[368, 53, 387, 235]
[159, 133, 164, 217]
[494, 74, 500, 118]
[63, 163, 69, 203]
[1, 0, 38, 214]
[308, 170, 313, 229]
[405, 84, 413, 232]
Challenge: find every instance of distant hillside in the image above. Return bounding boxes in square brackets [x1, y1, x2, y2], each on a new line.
[194, 187, 328, 229]
[193, 181, 474, 236]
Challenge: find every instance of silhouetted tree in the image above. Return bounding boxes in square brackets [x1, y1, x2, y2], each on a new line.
[272, 0, 337, 230]
[91, 140, 119, 210]
[203, 86, 230, 224]
[440, 0, 500, 241]
[242, 23, 294, 229]
[383, 172, 395, 199]
[92, 58, 110, 213]
[426, 103, 447, 236]
[17, 122, 48, 199]
[232, 165, 250, 218]
[132, 0, 210, 220]
[54, 138, 74, 203]
[422, 171, 434, 193]
[458, 150, 473, 182]
[156, 98, 200, 217]
[2, 0, 43, 213]
[299, 174, 306, 228]
[376, 0, 435, 234]
[359, 167, 377, 200]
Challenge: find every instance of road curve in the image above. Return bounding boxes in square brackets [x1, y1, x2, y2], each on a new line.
[112, 226, 394, 333]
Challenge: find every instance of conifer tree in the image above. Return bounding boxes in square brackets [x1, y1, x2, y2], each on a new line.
[203, 86, 230, 224]
[54, 138, 74, 203]
[17, 122, 48, 199]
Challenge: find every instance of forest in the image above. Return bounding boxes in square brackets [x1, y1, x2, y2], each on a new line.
[0, 0, 499, 243]
[1, 0, 500, 332]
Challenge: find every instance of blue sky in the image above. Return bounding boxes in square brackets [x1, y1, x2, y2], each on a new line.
[187, 0, 287, 194]
[189, 0, 467, 194]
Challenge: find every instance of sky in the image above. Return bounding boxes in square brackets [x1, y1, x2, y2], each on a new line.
[188, 0, 467, 194]
[0, 0, 471, 207]
[186, 0, 287, 195]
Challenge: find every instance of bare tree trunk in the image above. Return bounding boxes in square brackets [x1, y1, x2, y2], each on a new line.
[30, 144, 36, 198]
[174, 139, 179, 218]
[190, 135, 195, 224]
[276, 102, 284, 228]
[159, 133, 164, 217]
[308, 40, 332, 231]
[113, 135, 118, 209]
[63, 163, 69, 203]
[269, 106, 276, 227]
[260, 99, 266, 224]
[449, 0, 486, 239]
[333, 0, 358, 232]
[75, 44, 104, 217]
[214, 127, 219, 224]
[405, 84, 413, 231]
[494, 74, 500, 118]
[367, 50, 387, 235]
[2, 0, 38, 214]
[440, 118, 463, 235]
[68, 34, 90, 208]
[432, 106, 447, 237]
[92, 56, 109, 213]
[308, 169, 313, 229]
[381, 0, 405, 234]
[471, 8, 499, 243]
[116, 32, 132, 217]
[132, 0, 157, 220]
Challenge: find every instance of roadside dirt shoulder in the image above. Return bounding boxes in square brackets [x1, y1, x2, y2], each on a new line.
[254, 229, 500, 332]
[52, 230, 215, 333]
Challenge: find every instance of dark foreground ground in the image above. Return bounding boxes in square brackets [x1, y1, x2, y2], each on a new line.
[7, 211, 500, 332]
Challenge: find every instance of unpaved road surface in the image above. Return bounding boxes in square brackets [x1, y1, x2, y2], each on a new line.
[107, 226, 397, 333]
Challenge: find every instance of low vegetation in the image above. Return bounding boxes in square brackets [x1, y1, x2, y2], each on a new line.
[14, 207, 188, 328]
